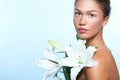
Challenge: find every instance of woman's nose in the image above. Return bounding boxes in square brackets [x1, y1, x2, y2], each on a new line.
[79, 16, 86, 26]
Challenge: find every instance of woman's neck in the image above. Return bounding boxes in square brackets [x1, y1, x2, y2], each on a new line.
[86, 31, 106, 48]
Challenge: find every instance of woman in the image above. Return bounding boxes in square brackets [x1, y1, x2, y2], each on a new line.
[73, 0, 119, 80]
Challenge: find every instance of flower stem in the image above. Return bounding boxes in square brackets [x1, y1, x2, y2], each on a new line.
[62, 66, 71, 80]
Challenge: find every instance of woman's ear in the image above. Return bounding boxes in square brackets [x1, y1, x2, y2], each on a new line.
[103, 16, 109, 26]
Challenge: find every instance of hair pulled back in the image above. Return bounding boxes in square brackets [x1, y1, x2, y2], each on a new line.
[74, 0, 111, 18]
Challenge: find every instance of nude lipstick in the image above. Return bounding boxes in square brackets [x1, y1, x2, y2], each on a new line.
[77, 28, 88, 33]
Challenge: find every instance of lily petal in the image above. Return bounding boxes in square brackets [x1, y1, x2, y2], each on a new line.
[76, 40, 86, 53]
[42, 68, 60, 80]
[85, 59, 98, 67]
[86, 46, 96, 58]
[59, 57, 79, 67]
[71, 67, 83, 80]
[35, 59, 59, 70]
[44, 48, 59, 62]
[63, 46, 75, 57]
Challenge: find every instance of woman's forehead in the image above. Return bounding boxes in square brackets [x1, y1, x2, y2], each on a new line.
[75, 0, 103, 12]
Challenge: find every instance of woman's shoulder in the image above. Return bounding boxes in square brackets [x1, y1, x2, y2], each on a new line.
[92, 46, 115, 69]
[93, 46, 114, 63]
[84, 46, 119, 80]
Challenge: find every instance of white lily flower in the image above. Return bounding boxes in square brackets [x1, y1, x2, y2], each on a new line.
[35, 48, 62, 80]
[60, 40, 97, 80]
[35, 39, 98, 80]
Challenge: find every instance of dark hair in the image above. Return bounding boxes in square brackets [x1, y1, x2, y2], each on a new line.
[74, 0, 111, 18]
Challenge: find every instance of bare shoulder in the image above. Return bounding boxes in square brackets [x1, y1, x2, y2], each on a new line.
[85, 47, 119, 80]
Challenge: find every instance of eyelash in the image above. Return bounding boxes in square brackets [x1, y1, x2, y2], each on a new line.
[74, 12, 81, 16]
[88, 14, 95, 18]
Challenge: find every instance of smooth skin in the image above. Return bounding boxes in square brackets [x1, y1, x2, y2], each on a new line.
[73, 0, 119, 80]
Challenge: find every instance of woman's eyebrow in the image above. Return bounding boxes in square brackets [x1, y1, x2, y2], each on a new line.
[87, 10, 98, 13]
[74, 8, 98, 13]
[74, 8, 81, 12]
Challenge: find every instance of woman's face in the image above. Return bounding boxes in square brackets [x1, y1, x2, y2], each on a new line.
[73, 0, 108, 40]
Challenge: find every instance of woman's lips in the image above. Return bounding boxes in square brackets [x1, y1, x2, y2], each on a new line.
[77, 28, 88, 33]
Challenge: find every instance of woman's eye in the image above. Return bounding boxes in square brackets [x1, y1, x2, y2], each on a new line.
[88, 14, 95, 18]
[74, 12, 81, 16]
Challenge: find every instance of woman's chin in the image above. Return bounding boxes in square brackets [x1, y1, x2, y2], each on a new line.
[78, 36, 88, 40]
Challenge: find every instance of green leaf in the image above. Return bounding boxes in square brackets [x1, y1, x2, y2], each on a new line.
[76, 34, 81, 40]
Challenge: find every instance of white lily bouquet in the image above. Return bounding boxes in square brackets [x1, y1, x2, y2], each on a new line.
[35, 38, 97, 80]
